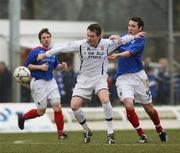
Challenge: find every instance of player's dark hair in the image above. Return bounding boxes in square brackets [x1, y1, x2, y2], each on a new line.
[38, 28, 51, 41]
[130, 17, 144, 30]
[87, 24, 102, 36]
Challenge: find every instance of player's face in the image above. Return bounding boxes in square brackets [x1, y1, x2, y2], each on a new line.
[128, 20, 142, 35]
[87, 30, 101, 47]
[40, 33, 51, 48]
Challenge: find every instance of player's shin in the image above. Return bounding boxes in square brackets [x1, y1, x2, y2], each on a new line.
[126, 108, 144, 136]
[74, 108, 90, 132]
[54, 111, 64, 135]
[148, 109, 163, 133]
[102, 102, 114, 134]
[23, 109, 39, 119]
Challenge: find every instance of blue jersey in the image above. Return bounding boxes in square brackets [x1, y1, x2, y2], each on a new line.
[24, 46, 59, 81]
[116, 35, 145, 76]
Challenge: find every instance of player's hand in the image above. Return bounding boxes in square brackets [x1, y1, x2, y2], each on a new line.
[58, 62, 68, 71]
[108, 53, 119, 60]
[40, 63, 48, 71]
[37, 53, 46, 61]
[109, 35, 120, 40]
[134, 31, 146, 39]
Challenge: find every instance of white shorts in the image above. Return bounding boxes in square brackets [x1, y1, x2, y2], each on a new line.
[116, 70, 152, 104]
[72, 74, 108, 100]
[30, 78, 61, 109]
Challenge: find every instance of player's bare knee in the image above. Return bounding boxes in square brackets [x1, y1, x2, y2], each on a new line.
[52, 103, 62, 112]
[37, 109, 46, 116]
[71, 103, 80, 111]
[100, 100, 109, 104]
[99, 95, 109, 104]
[71, 97, 83, 111]
[123, 98, 134, 110]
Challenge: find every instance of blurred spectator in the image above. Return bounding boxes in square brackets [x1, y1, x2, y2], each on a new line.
[55, 65, 77, 107]
[155, 58, 170, 104]
[143, 57, 152, 73]
[175, 77, 180, 104]
[146, 66, 158, 103]
[21, 83, 32, 103]
[0, 62, 12, 102]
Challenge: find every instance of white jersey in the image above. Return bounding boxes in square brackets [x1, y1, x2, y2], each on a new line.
[46, 35, 134, 77]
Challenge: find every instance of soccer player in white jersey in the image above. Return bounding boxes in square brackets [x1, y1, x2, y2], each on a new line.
[108, 17, 168, 143]
[37, 24, 144, 144]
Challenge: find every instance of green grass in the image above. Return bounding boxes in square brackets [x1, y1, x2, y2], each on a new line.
[0, 129, 180, 153]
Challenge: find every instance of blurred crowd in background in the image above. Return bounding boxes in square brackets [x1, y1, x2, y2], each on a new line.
[0, 0, 180, 106]
[1, 56, 180, 106]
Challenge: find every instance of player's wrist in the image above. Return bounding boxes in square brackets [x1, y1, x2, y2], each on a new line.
[129, 35, 135, 40]
[39, 65, 43, 70]
[44, 52, 49, 57]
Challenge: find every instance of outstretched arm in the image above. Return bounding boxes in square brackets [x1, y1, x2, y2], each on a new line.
[37, 40, 84, 61]
[108, 31, 146, 53]
[28, 63, 49, 71]
[109, 31, 146, 42]
[108, 51, 131, 60]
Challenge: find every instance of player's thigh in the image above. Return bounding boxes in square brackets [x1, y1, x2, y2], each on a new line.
[94, 75, 109, 102]
[97, 89, 109, 103]
[133, 70, 152, 104]
[116, 84, 134, 102]
[94, 75, 108, 92]
[134, 83, 152, 104]
[48, 88, 61, 111]
[30, 79, 48, 109]
[72, 81, 93, 100]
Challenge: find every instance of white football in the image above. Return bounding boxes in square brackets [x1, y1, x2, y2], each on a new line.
[13, 66, 31, 84]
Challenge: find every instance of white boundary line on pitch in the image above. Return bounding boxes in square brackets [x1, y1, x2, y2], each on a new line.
[13, 140, 178, 146]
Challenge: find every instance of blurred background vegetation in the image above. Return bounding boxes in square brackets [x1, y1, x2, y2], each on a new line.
[0, 0, 179, 60]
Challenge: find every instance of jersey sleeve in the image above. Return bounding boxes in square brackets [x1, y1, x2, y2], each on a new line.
[24, 49, 40, 67]
[127, 37, 145, 55]
[54, 56, 60, 69]
[107, 35, 134, 53]
[45, 40, 85, 57]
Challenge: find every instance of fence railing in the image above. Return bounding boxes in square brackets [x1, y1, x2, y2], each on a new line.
[47, 106, 180, 130]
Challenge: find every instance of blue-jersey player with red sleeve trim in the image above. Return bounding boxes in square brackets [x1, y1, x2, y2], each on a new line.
[116, 35, 145, 76]
[108, 17, 167, 143]
[24, 46, 59, 80]
[18, 28, 68, 140]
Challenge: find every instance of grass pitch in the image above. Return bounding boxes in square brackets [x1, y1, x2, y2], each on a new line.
[0, 129, 180, 153]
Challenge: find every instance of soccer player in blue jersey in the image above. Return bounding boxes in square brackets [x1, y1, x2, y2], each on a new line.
[109, 17, 167, 143]
[17, 28, 68, 139]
